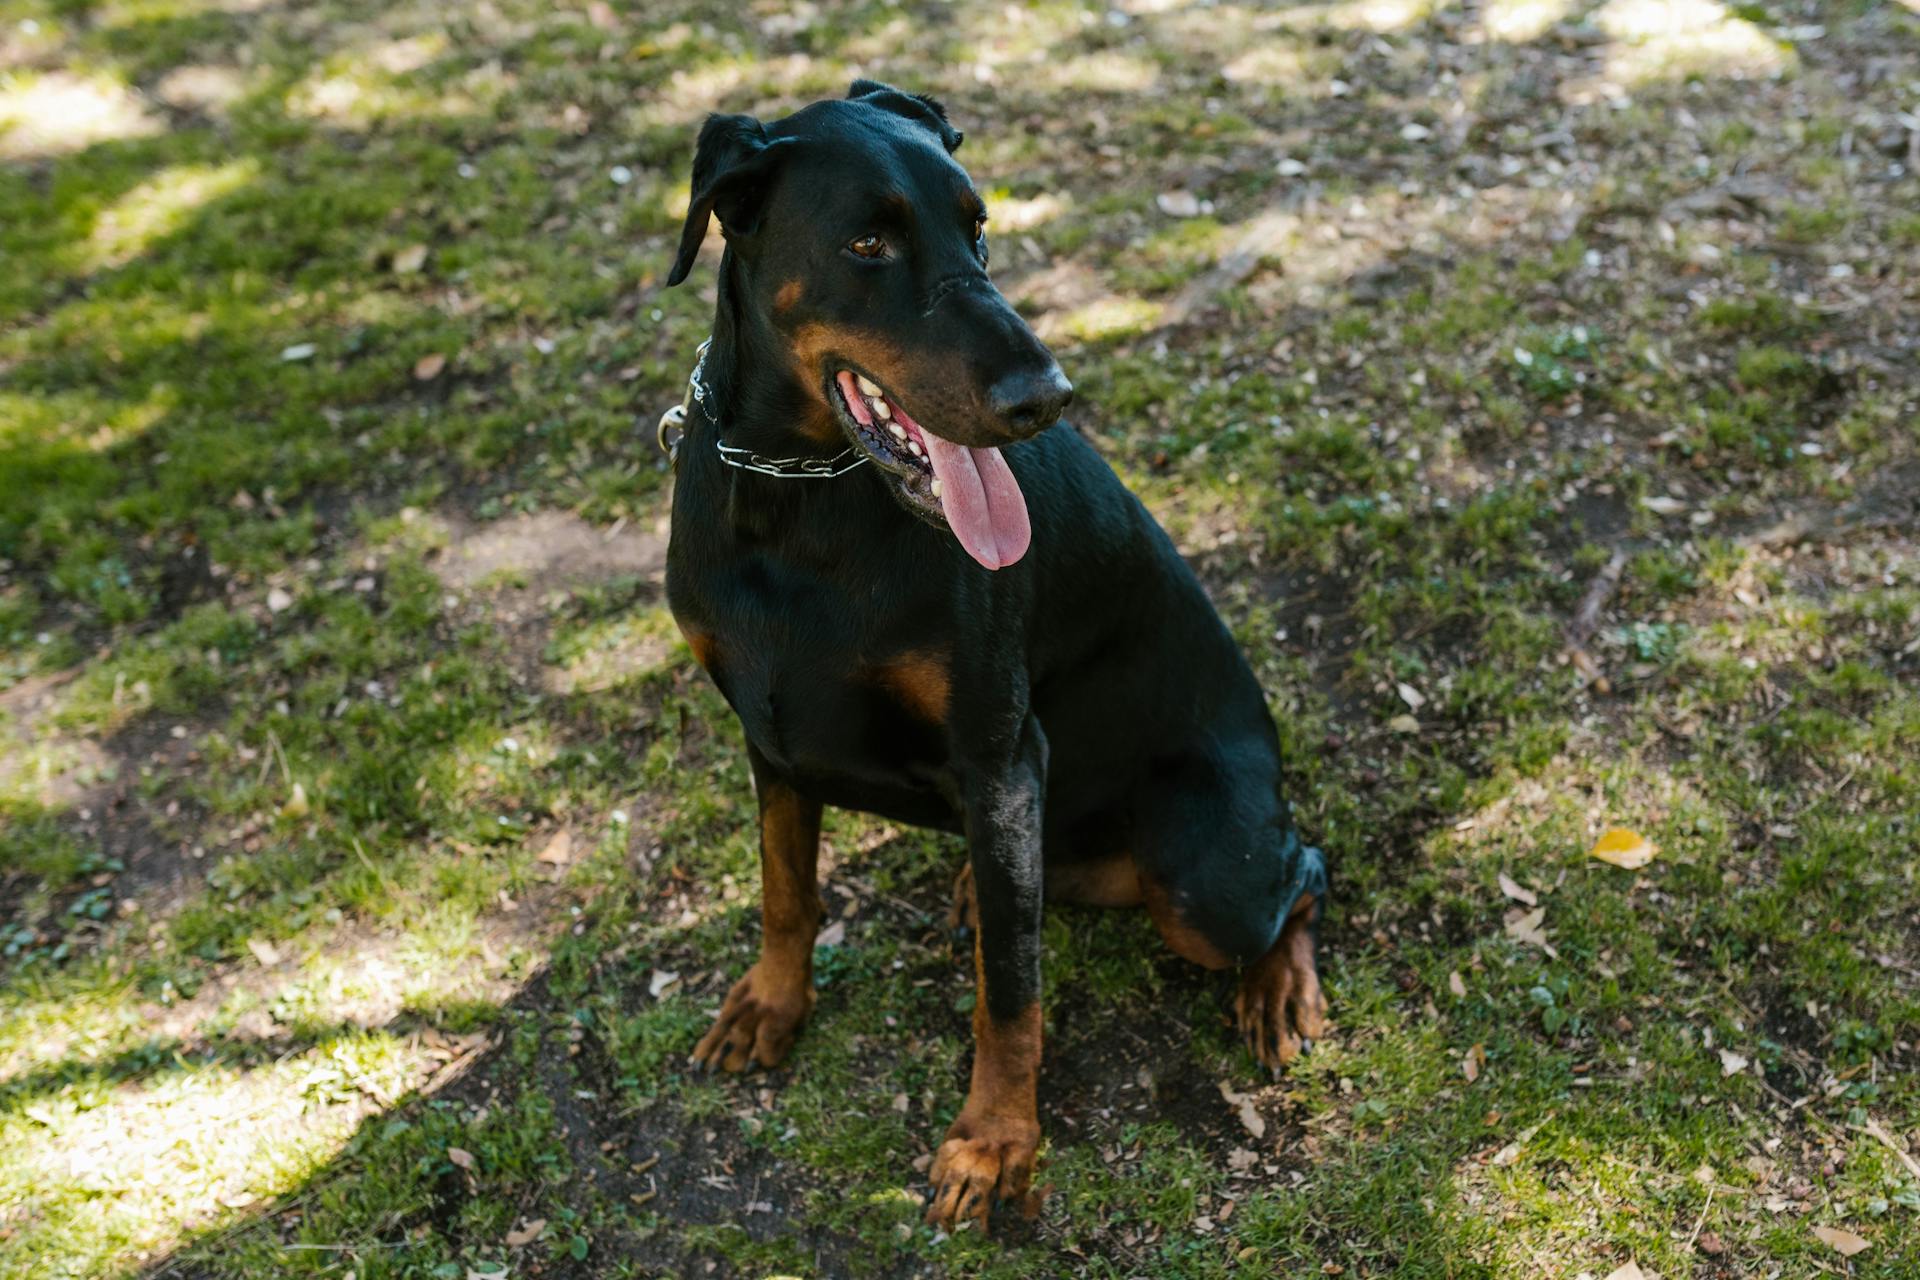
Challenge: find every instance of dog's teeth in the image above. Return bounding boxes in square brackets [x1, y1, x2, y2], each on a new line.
[907, 439, 924, 458]
[931, 478, 943, 498]
[871, 397, 892, 420]
[888, 423, 907, 441]
[856, 374, 881, 397]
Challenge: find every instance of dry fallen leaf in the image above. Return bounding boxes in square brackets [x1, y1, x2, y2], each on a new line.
[1589, 827, 1658, 869]
[815, 919, 846, 947]
[1395, 681, 1427, 711]
[1387, 713, 1421, 734]
[1157, 190, 1205, 217]
[537, 830, 573, 865]
[1812, 1225, 1870, 1257]
[447, 1146, 476, 1170]
[1497, 873, 1538, 907]
[1718, 1048, 1749, 1076]
[1217, 1081, 1266, 1139]
[505, 1218, 546, 1246]
[1603, 1264, 1646, 1280]
[1463, 1043, 1485, 1083]
[280, 781, 309, 819]
[1505, 906, 1547, 946]
[266, 587, 294, 613]
[413, 352, 447, 381]
[246, 937, 281, 966]
[647, 969, 679, 999]
[1448, 970, 1467, 999]
[392, 243, 428, 274]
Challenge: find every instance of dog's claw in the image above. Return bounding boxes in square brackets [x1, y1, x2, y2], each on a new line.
[924, 1111, 1039, 1234]
[1234, 907, 1328, 1073]
[690, 964, 814, 1073]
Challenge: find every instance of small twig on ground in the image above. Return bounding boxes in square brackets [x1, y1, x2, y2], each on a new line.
[1159, 208, 1295, 328]
[352, 837, 397, 895]
[1852, 1117, 1920, 1182]
[1684, 1181, 1715, 1251]
[1566, 548, 1628, 651]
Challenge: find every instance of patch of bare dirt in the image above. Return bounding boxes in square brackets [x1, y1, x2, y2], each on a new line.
[431, 510, 668, 593]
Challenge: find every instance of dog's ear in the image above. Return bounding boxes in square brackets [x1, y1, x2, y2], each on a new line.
[667, 113, 792, 287]
[846, 79, 963, 153]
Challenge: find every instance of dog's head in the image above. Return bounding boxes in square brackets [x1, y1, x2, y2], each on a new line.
[666, 81, 1070, 569]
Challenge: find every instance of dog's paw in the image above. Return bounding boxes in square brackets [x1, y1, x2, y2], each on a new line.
[690, 964, 814, 1072]
[1233, 909, 1328, 1072]
[924, 1110, 1040, 1232]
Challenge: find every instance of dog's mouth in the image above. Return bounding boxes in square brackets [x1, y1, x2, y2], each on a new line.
[829, 369, 1031, 570]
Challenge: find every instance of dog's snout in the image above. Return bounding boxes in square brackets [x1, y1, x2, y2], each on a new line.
[990, 365, 1073, 436]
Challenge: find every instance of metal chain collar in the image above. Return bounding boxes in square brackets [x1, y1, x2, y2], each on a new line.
[655, 336, 868, 479]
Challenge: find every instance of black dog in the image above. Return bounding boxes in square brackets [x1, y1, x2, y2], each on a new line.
[663, 81, 1328, 1230]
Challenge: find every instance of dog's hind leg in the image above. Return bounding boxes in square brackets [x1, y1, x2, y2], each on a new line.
[1131, 750, 1330, 1070]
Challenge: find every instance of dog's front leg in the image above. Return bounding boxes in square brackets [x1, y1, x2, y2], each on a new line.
[927, 714, 1047, 1231]
[691, 747, 823, 1072]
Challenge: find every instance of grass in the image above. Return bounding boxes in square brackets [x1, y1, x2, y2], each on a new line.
[2, 0, 1918, 1277]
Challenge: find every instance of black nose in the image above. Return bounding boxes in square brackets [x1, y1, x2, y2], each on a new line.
[989, 365, 1074, 437]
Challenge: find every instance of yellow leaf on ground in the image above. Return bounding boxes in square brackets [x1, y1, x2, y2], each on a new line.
[1812, 1225, 1870, 1257]
[1589, 827, 1657, 869]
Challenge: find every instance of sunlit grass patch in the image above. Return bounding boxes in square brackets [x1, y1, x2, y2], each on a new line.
[0, 69, 161, 159]
[78, 160, 258, 271]
[1596, 0, 1794, 85]
[0, 1026, 420, 1277]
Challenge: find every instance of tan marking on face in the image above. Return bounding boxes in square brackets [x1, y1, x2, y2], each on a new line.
[872, 649, 950, 725]
[774, 278, 803, 313]
[787, 321, 984, 447]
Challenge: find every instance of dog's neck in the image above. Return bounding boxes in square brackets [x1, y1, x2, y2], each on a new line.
[695, 250, 839, 462]
[679, 249, 908, 550]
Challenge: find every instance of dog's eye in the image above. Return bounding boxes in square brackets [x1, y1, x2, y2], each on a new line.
[848, 234, 888, 259]
[973, 214, 988, 241]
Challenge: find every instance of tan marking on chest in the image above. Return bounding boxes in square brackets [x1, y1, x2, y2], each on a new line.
[680, 625, 719, 673]
[871, 650, 951, 724]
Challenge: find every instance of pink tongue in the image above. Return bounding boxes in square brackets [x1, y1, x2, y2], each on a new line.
[916, 430, 1031, 570]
